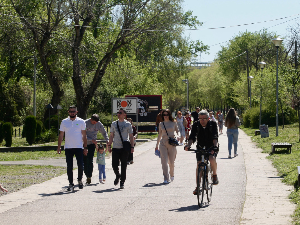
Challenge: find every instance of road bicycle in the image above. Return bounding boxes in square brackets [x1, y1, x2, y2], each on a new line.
[188, 146, 215, 208]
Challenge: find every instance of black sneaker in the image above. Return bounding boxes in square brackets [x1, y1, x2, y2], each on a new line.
[78, 180, 83, 189]
[67, 183, 74, 191]
[114, 175, 121, 186]
[120, 181, 124, 189]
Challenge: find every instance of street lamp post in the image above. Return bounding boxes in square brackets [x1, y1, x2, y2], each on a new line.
[272, 37, 283, 137]
[182, 79, 189, 112]
[258, 61, 266, 127]
[248, 76, 254, 108]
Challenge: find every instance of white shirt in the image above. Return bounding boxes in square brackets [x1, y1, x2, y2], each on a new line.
[60, 116, 86, 149]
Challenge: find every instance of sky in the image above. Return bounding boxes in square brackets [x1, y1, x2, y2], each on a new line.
[182, 0, 300, 62]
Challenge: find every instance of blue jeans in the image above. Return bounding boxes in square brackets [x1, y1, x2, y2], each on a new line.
[227, 128, 239, 156]
[65, 148, 84, 184]
[98, 164, 106, 180]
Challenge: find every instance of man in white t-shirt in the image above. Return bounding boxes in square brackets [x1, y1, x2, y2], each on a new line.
[107, 108, 134, 189]
[57, 106, 88, 191]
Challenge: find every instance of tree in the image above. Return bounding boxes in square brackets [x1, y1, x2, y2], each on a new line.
[7, 0, 201, 118]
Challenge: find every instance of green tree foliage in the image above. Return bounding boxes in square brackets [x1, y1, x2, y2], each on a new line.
[36, 120, 43, 137]
[4, 0, 201, 119]
[2, 122, 13, 147]
[24, 115, 37, 145]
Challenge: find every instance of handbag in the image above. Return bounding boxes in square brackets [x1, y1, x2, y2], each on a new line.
[162, 122, 179, 146]
[116, 121, 131, 151]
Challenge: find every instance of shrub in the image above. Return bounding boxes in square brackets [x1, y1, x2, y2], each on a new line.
[35, 129, 57, 143]
[0, 121, 3, 143]
[36, 120, 44, 137]
[2, 122, 13, 147]
[24, 115, 37, 145]
[44, 115, 59, 131]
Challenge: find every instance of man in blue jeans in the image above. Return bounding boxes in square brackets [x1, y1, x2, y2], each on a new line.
[57, 106, 88, 191]
[84, 114, 108, 184]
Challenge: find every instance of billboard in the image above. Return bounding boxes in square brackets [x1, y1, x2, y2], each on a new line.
[126, 95, 162, 124]
[112, 98, 137, 114]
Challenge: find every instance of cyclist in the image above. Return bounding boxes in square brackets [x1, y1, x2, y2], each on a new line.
[184, 109, 219, 195]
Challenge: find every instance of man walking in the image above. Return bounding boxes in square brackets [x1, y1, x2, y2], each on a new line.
[191, 107, 200, 123]
[107, 108, 134, 189]
[57, 106, 88, 191]
[84, 114, 109, 184]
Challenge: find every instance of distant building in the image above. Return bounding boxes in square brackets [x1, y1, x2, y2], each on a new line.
[190, 62, 212, 69]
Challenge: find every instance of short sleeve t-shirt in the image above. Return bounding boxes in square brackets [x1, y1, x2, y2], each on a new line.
[110, 120, 133, 149]
[60, 117, 86, 149]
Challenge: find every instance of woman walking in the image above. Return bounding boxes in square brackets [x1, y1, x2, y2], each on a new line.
[176, 111, 186, 145]
[155, 109, 179, 184]
[225, 108, 241, 158]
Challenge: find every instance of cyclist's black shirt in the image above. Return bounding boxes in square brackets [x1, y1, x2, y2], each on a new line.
[189, 120, 218, 149]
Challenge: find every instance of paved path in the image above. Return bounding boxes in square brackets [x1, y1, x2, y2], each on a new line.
[0, 128, 295, 224]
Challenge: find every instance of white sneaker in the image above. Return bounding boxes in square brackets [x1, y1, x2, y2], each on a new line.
[234, 153, 238, 157]
[163, 180, 169, 184]
[99, 179, 102, 183]
[170, 177, 174, 182]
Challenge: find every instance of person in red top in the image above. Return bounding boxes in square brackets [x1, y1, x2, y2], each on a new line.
[185, 111, 192, 142]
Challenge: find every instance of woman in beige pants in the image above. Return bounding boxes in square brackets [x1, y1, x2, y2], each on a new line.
[155, 109, 179, 184]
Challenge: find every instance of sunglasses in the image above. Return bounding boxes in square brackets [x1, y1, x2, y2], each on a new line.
[117, 112, 123, 114]
[163, 114, 169, 116]
[68, 111, 76, 113]
[199, 117, 208, 120]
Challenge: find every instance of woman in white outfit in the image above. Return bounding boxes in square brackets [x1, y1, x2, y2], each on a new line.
[176, 111, 186, 145]
[155, 109, 179, 184]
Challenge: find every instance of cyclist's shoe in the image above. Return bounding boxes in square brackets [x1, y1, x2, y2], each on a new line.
[193, 187, 199, 195]
[67, 183, 74, 191]
[213, 175, 219, 185]
[78, 180, 84, 189]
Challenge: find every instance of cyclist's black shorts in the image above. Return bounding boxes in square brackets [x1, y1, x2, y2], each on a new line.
[196, 151, 218, 161]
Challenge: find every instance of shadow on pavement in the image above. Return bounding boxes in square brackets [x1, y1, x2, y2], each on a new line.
[39, 190, 79, 197]
[93, 188, 120, 194]
[169, 204, 201, 212]
[143, 182, 167, 187]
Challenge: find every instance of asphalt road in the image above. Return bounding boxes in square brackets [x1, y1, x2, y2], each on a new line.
[0, 128, 294, 225]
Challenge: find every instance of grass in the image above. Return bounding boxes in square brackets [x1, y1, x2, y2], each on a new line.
[0, 150, 65, 161]
[241, 123, 300, 224]
[0, 164, 66, 197]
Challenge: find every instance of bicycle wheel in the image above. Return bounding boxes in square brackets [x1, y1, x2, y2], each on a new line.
[206, 164, 213, 202]
[197, 167, 205, 208]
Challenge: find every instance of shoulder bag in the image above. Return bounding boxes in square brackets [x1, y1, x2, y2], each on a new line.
[116, 121, 131, 151]
[162, 122, 179, 146]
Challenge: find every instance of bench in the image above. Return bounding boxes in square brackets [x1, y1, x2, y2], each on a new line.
[271, 142, 292, 154]
[255, 130, 260, 135]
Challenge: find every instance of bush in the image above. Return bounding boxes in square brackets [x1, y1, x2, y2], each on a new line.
[35, 129, 57, 143]
[2, 122, 13, 147]
[0, 121, 3, 143]
[44, 115, 59, 131]
[24, 115, 37, 145]
[36, 120, 44, 137]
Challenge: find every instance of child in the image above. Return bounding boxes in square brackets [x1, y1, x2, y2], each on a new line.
[96, 144, 106, 184]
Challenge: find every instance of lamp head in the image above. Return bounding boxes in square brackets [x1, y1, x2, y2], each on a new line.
[272, 37, 283, 47]
[248, 76, 254, 81]
[258, 61, 266, 69]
